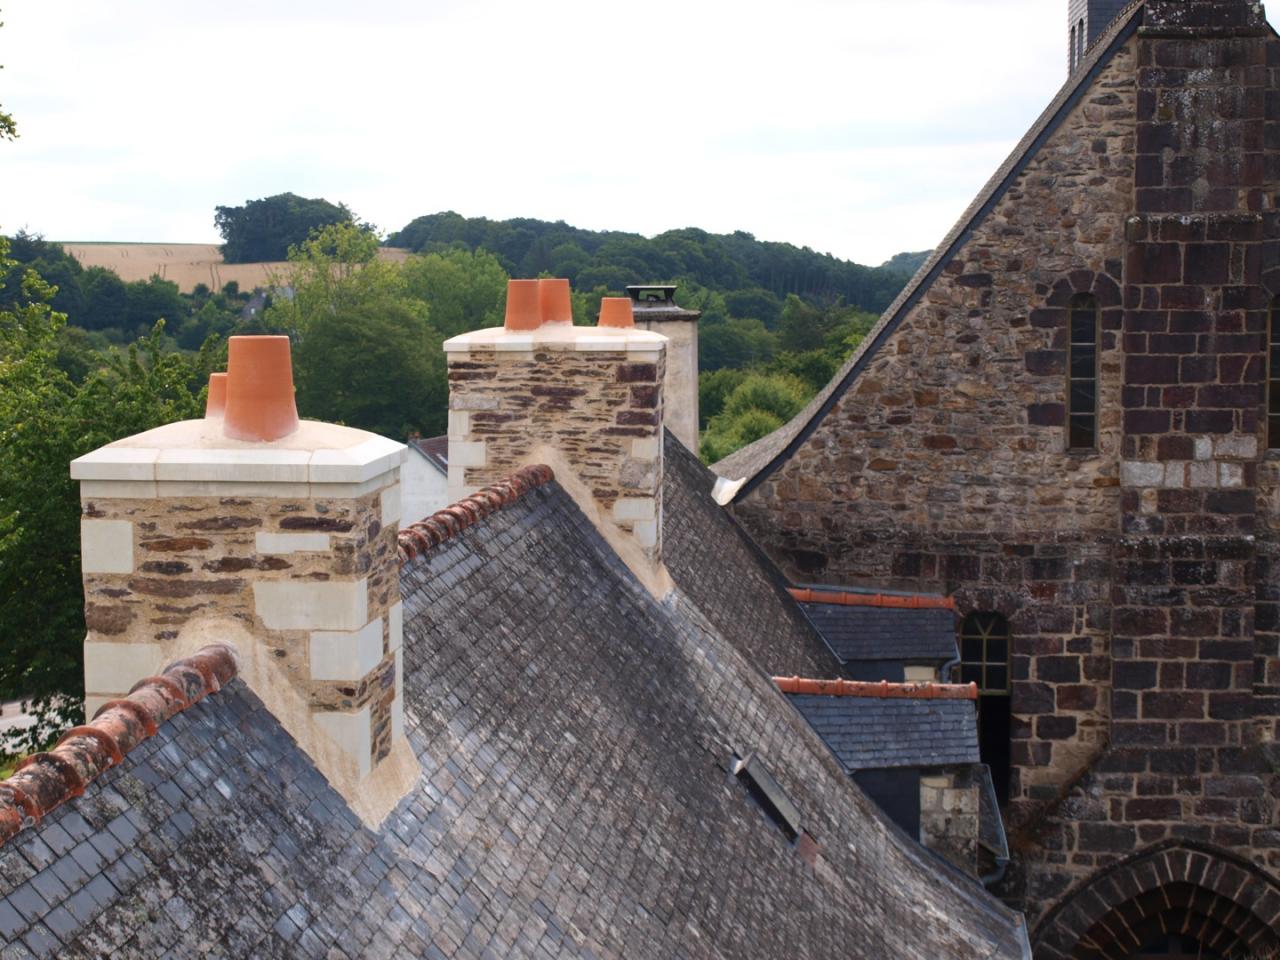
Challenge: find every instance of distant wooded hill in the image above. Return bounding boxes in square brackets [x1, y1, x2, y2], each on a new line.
[388, 212, 923, 316]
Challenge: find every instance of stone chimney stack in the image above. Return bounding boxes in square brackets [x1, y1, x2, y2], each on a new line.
[71, 335, 415, 823]
[626, 285, 701, 451]
[445, 279, 668, 566]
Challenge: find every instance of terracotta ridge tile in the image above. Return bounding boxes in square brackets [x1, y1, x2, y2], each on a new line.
[397, 464, 555, 565]
[772, 676, 978, 701]
[788, 587, 955, 611]
[0, 644, 238, 848]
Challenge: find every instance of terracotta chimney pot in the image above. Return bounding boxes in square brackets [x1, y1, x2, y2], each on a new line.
[504, 279, 542, 331]
[222, 336, 300, 442]
[538, 278, 573, 325]
[205, 372, 228, 419]
[598, 297, 634, 329]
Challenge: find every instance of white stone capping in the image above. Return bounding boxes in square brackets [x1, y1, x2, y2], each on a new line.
[314, 706, 372, 779]
[81, 519, 134, 574]
[256, 532, 331, 554]
[443, 325, 666, 354]
[70, 447, 158, 481]
[388, 601, 404, 654]
[309, 435, 405, 484]
[310, 617, 385, 681]
[156, 481, 314, 499]
[78, 479, 159, 500]
[155, 448, 310, 483]
[626, 349, 663, 363]
[84, 640, 163, 696]
[613, 497, 656, 522]
[449, 440, 487, 467]
[380, 483, 402, 528]
[254, 578, 369, 631]
[312, 468, 400, 501]
[72, 427, 405, 488]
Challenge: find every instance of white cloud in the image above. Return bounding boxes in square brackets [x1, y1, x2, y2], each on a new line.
[2, 1, 1277, 265]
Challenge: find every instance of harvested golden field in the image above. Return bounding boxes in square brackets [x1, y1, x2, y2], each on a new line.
[60, 242, 411, 294]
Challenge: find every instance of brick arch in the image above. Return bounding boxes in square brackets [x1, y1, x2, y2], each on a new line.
[1032, 842, 1280, 959]
[1044, 269, 1122, 311]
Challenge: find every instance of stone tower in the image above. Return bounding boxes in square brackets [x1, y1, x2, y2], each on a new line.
[1068, 0, 1131, 72]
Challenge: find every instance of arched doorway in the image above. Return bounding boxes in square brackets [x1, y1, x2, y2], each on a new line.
[1033, 844, 1280, 959]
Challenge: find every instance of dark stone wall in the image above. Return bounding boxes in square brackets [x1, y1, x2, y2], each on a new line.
[732, 0, 1280, 944]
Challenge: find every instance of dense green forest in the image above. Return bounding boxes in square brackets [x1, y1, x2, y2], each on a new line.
[387, 211, 911, 315]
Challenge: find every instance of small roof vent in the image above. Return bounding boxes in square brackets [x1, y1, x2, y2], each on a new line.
[733, 752, 803, 841]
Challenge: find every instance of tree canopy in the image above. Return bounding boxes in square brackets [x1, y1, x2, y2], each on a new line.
[215, 192, 357, 263]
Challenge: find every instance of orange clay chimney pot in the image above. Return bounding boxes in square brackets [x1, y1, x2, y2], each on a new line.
[598, 297, 634, 329]
[205, 372, 228, 418]
[504, 279, 542, 331]
[222, 335, 300, 442]
[538, 278, 573, 324]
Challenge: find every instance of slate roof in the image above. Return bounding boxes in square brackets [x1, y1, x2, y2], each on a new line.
[408, 435, 448, 476]
[711, 0, 1146, 495]
[0, 468, 1029, 959]
[662, 431, 842, 678]
[786, 694, 981, 772]
[799, 602, 958, 664]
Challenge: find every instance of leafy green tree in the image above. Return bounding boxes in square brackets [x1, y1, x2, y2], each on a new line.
[400, 248, 508, 338]
[700, 316, 777, 372]
[698, 368, 747, 428]
[0, 237, 216, 754]
[699, 373, 809, 463]
[0, 12, 14, 143]
[266, 222, 447, 437]
[215, 192, 357, 263]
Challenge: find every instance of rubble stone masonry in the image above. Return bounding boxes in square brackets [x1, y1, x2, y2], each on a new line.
[730, 2, 1280, 937]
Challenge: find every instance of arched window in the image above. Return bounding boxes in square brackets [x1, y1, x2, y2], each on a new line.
[1068, 294, 1099, 451]
[960, 611, 1012, 805]
[1269, 297, 1280, 448]
[1077, 17, 1086, 66]
[1069, 25, 1077, 72]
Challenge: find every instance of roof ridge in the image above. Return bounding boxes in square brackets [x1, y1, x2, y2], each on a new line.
[397, 464, 555, 565]
[774, 676, 978, 701]
[788, 588, 955, 611]
[0, 644, 238, 848]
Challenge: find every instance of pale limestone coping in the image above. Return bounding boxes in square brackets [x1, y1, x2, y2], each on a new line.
[80, 468, 398, 501]
[313, 706, 372, 779]
[443, 322, 667, 354]
[256, 532, 330, 555]
[310, 618, 385, 682]
[155, 448, 310, 483]
[711, 475, 747, 506]
[81, 519, 134, 574]
[613, 497, 656, 522]
[388, 601, 403, 654]
[254, 578, 369, 631]
[380, 483, 402, 529]
[449, 440, 487, 468]
[84, 640, 163, 696]
[71, 418, 406, 486]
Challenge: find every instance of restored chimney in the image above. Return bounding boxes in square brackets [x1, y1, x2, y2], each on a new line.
[71, 335, 415, 823]
[445, 278, 668, 566]
[626, 285, 701, 451]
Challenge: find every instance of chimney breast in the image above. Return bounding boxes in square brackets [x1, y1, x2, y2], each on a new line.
[71, 335, 413, 823]
[446, 279, 667, 566]
[627, 284, 701, 452]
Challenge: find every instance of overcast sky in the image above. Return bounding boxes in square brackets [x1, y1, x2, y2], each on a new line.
[3, 2, 1278, 266]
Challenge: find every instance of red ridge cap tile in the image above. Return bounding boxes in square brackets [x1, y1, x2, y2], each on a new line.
[787, 587, 955, 611]
[397, 464, 556, 565]
[0, 643, 238, 848]
[772, 676, 979, 701]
